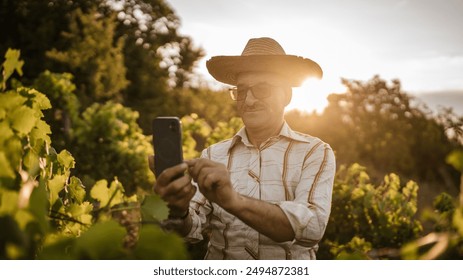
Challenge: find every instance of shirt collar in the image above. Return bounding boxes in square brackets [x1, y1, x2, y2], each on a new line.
[228, 121, 311, 153]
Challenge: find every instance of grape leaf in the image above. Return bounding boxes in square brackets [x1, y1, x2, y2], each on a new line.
[29, 179, 49, 233]
[14, 209, 34, 230]
[133, 224, 187, 260]
[90, 180, 110, 207]
[0, 91, 26, 110]
[140, 194, 169, 222]
[73, 220, 126, 259]
[9, 106, 37, 136]
[48, 175, 66, 206]
[57, 150, 75, 170]
[0, 189, 18, 215]
[0, 151, 15, 179]
[2, 49, 24, 82]
[68, 201, 93, 218]
[68, 176, 86, 203]
[446, 150, 463, 172]
[30, 120, 52, 145]
[28, 88, 51, 110]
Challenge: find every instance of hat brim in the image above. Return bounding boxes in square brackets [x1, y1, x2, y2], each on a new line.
[206, 55, 323, 87]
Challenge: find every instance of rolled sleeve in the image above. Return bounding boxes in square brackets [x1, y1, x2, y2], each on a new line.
[278, 143, 336, 245]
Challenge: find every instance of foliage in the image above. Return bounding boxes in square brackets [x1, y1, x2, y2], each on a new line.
[287, 76, 461, 187]
[0, 49, 187, 260]
[32, 71, 80, 151]
[46, 7, 128, 108]
[401, 150, 463, 259]
[71, 101, 155, 196]
[319, 163, 423, 259]
[179, 113, 243, 159]
[0, 0, 205, 133]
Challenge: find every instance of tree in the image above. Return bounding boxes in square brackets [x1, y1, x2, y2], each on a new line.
[46, 7, 129, 107]
[0, 0, 205, 132]
[288, 76, 461, 187]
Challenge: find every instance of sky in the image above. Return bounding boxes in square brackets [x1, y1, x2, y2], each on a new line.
[167, 0, 463, 113]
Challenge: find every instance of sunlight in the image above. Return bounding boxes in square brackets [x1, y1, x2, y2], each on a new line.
[286, 78, 347, 114]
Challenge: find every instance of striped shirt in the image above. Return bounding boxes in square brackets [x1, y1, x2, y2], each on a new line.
[186, 122, 336, 260]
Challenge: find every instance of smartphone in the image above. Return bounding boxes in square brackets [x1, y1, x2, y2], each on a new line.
[152, 117, 184, 179]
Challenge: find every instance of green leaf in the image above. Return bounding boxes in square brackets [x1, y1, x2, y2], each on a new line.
[14, 209, 35, 230]
[29, 179, 49, 233]
[9, 106, 37, 136]
[90, 180, 110, 207]
[30, 120, 51, 145]
[0, 189, 18, 215]
[48, 175, 66, 206]
[73, 220, 126, 259]
[0, 151, 16, 179]
[28, 88, 51, 110]
[23, 149, 40, 176]
[57, 150, 75, 170]
[37, 236, 76, 260]
[0, 121, 14, 140]
[0, 91, 26, 110]
[2, 49, 24, 82]
[446, 150, 463, 172]
[68, 176, 86, 203]
[140, 194, 169, 222]
[67, 201, 93, 218]
[133, 224, 187, 260]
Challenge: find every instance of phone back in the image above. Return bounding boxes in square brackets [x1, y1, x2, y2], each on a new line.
[152, 117, 183, 178]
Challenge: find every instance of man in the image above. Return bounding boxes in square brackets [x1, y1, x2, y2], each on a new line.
[153, 37, 336, 260]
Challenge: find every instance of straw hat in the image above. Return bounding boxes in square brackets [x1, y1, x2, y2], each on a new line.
[206, 37, 323, 87]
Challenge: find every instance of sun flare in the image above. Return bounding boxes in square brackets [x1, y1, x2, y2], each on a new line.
[286, 78, 346, 114]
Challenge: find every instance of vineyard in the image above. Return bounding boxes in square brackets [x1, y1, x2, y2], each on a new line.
[1, 49, 462, 260]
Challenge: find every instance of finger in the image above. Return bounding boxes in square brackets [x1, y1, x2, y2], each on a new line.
[185, 158, 199, 167]
[161, 175, 193, 199]
[154, 171, 190, 197]
[156, 162, 188, 186]
[196, 166, 212, 189]
[189, 159, 212, 181]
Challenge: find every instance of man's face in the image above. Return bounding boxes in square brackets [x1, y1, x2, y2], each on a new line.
[235, 72, 291, 131]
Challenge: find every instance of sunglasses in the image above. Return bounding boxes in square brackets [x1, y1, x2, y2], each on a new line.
[229, 83, 284, 101]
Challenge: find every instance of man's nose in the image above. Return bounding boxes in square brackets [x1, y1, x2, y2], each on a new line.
[244, 89, 258, 105]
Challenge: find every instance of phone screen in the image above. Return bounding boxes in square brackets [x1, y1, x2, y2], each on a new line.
[152, 117, 183, 178]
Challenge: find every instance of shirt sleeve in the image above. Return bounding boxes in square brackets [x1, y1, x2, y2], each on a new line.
[277, 142, 336, 247]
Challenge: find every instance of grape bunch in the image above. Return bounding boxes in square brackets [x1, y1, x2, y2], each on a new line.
[112, 202, 141, 249]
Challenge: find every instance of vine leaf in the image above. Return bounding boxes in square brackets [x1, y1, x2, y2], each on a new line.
[90, 180, 111, 207]
[10, 106, 37, 136]
[0, 151, 15, 178]
[68, 176, 86, 204]
[57, 150, 75, 170]
[2, 49, 24, 89]
[73, 220, 126, 259]
[48, 175, 66, 206]
[133, 224, 187, 260]
[140, 194, 169, 222]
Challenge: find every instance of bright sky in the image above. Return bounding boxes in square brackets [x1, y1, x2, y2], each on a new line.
[167, 0, 463, 113]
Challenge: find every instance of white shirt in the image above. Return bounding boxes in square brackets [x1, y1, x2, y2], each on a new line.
[185, 122, 336, 259]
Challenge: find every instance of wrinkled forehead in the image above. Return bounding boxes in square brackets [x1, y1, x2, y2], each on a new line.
[236, 71, 290, 86]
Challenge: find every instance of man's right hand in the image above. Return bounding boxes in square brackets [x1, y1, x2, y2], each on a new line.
[150, 158, 196, 218]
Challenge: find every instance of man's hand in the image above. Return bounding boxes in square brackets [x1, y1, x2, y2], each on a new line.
[186, 158, 240, 211]
[186, 158, 295, 242]
[149, 156, 196, 218]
